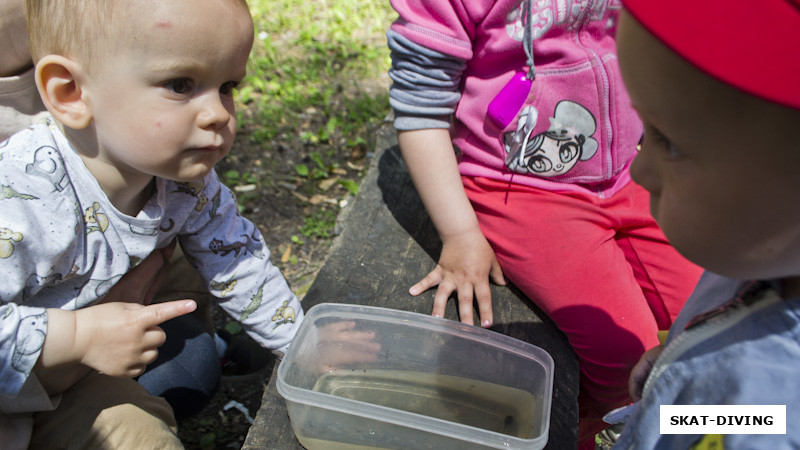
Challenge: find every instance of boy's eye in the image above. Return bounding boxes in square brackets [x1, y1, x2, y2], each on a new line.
[164, 78, 195, 95]
[220, 81, 241, 96]
[665, 143, 682, 159]
[643, 126, 683, 160]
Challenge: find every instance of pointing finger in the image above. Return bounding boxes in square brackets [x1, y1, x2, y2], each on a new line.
[140, 299, 197, 327]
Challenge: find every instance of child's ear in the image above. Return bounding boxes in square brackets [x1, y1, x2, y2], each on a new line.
[35, 55, 92, 129]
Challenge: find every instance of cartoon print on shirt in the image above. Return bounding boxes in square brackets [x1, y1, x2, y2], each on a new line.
[74, 275, 122, 308]
[11, 311, 47, 373]
[245, 230, 266, 259]
[72, 201, 82, 235]
[129, 223, 158, 236]
[209, 190, 221, 219]
[209, 230, 265, 259]
[84, 202, 109, 234]
[228, 190, 241, 217]
[1, 185, 38, 201]
[86, 274, 124, 305]
[210, 276, 238, 297]
[22, 263, 81, 302]
[506, 0, 555, 41]
[504, 100, 598, 177]
[210, 237, 246, 257]
[0, 227, 23, 258]
[272, 300, 296, 329]
[174, 180, 208, 211]
[25, 145, 69, 192]
[129, 255, 143, 269]
[506, 0, 619, 42]
[239, 282, 264, 321]
[22, 268, 122, 308]
[159, 218, 175, 232]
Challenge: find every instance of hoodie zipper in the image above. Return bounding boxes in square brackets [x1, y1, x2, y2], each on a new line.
[641, 284, 782, 400]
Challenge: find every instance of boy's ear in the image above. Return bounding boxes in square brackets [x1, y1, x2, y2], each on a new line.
[35, 55, 92, 129]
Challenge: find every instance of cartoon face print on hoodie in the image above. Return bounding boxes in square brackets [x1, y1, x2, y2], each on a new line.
[504, 100, 599, 177]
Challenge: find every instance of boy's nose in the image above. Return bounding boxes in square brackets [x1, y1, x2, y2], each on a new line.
[198, 94, 232, 130]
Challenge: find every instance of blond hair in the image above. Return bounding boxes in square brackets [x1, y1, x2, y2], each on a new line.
[26, 0, 250, 69]
[26, 0, 114, 67]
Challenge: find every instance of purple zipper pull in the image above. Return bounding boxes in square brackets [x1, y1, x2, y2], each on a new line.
[487, 71, 532, 129]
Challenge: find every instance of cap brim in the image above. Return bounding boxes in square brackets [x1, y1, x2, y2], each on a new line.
[623, 0, 800, 110]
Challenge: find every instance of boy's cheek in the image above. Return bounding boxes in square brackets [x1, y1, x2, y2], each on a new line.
[629, 151, 661, 197]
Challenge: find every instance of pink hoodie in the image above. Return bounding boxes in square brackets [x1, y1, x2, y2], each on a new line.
[390, 0, 642, 197]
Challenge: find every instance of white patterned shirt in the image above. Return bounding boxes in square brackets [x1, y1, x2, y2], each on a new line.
[0, 123, 303, 406]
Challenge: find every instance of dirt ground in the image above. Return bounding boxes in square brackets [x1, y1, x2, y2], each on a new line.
[175, 77, 390, 449]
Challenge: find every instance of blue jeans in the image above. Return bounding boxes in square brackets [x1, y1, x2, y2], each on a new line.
[137, 315, 220, 419]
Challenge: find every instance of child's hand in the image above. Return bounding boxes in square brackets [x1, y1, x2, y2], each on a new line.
[301, 321, 381, 374]
[409, 229, 505, 328]
[396, 129, 505, 328]
[75, 300, 196, 377]
[628, 344, 663, 402]
[43, 299, 196, 378]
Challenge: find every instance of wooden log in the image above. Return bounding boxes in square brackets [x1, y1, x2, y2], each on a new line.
[243, 123, 579, 449]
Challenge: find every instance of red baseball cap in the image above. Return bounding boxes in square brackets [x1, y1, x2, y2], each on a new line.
[622, 0, 800, 110]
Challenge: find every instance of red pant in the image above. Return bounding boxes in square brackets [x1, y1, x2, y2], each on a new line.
[463, 176, 702, 448]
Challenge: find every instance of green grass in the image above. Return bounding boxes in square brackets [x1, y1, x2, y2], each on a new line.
[227, 0, 395, 241]
[238, 0, 395, 144]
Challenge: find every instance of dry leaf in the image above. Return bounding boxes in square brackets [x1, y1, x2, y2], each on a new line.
[318, 177, 338, 191]
[233, 184, 257, 192]
[308, 194, 337, 205]
[291, 192, 309, 202]
[346, 161, 365, 171]
[281, 245, 292, 263]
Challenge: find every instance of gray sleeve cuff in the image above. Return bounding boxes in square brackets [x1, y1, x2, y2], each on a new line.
[392, 112, 452, 131]
[387, 29, 466, 131]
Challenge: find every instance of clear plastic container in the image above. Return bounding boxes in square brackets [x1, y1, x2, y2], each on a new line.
[277, 303, 554, 449]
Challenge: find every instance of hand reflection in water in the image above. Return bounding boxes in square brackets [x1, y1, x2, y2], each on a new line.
[303, 320, 382, 374]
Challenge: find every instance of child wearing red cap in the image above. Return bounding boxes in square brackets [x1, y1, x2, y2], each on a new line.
[387, 0, 703, 446]
[608, 0, 800, 447]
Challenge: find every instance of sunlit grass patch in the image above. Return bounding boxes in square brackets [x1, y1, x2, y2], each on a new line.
[238, 0, 394, 145]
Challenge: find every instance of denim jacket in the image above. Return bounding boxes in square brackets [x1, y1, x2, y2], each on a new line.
[609, 272, 800, 449]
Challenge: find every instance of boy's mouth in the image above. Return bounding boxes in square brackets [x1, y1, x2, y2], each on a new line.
[190, 145, 225, 152]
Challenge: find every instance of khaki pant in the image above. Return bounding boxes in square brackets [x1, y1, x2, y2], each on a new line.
[25, 249, 213, 450]
[28, 372, 182, 450]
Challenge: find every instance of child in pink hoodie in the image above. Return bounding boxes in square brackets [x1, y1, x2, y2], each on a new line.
[387, 0, 702, 445]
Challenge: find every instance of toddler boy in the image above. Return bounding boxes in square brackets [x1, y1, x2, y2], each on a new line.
[0, 0, 304, 447]
[607, 0, 800, 448]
